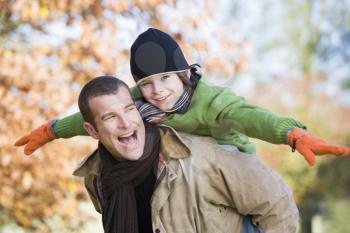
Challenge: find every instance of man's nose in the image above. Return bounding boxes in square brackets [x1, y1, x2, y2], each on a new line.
[118, 115, 131, 128]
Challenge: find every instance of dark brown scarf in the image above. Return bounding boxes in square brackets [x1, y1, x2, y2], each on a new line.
[99, 123, 160, 233]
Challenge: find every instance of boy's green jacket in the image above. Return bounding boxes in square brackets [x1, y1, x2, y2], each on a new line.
[54, 79, 304, 153]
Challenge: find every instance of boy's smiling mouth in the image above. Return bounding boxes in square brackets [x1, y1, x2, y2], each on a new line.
[154, 94, 171, 102]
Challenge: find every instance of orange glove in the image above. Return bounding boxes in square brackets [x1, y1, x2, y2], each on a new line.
[287, 128, 350, 166]
[14, 120, 57, 155]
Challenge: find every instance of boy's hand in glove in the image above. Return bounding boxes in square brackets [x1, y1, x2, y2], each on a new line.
[287, 128, 350, 166]
[14, 120, 57, 155]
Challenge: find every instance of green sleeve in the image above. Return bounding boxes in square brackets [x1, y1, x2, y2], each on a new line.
[130, 86, 142, 100]
[53, 112, 88, 138]
[207, 85, 305, 144]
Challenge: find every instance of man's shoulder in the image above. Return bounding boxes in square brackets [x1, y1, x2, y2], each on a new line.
[171, 129, 256, 162]
[170, 131, 268, 185]
[72, 148, 101, 177]
[159, 125, 247, 155]
[158, 125, 219, 150]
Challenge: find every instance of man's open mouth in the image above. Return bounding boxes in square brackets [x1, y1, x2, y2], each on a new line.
[118, 131, 138, 148]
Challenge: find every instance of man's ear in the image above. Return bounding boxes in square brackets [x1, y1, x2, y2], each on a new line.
[83, 122, 99, 140]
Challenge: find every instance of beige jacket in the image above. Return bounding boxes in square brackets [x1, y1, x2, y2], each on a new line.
[73, 126, 298, 233]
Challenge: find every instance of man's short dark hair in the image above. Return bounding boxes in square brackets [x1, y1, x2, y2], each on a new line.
[78, 76, 130, 127]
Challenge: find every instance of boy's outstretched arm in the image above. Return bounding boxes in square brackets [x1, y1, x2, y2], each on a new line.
[14, 112, 88, 155]
[205, 83, 350, 166]
[287, 128, 350, 166]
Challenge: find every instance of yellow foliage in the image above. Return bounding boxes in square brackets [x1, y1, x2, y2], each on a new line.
[0, 0, 268, 230]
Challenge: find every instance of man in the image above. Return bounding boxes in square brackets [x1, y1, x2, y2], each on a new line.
[73, 75, 298, 233]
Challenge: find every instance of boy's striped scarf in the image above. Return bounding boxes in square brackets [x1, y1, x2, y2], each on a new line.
[136, 87, 193, 124]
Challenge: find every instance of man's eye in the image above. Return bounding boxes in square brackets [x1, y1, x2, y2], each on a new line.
[105, 115, 115, 120]
[127, 105, 136, 111]
[161, 75, 170, 80]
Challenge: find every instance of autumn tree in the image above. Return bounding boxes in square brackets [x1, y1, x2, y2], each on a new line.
[1, 0, 248, 231]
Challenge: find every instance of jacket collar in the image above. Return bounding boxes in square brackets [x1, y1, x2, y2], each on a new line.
[158, 125, 191, 160]
[72, 125, 191, 177]
[72, 148, 101, 177]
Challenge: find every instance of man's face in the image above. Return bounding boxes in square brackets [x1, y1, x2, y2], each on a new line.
[86, 87, 146, 161]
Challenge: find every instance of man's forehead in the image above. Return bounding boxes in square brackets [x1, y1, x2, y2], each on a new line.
[89, 88, 133, 111]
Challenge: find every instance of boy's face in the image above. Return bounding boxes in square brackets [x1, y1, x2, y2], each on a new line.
[138, 73, 185, 111]
[84, 86, 146, 161]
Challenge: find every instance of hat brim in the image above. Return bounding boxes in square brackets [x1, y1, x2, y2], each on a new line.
[136, 69, 190, 86]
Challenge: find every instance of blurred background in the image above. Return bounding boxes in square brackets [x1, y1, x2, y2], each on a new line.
[1, 0, 350, 232]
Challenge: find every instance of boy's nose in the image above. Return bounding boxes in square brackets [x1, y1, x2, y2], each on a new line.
[152, 83, 163, 94]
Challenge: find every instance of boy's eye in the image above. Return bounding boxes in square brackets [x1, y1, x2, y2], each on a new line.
[140, 82, 151, 87]
[161, 75, 170, 80]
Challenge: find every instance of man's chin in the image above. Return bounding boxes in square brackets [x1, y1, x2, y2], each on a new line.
[125, 150, 144, 161]
[118, 145, 144, 160]
[106, 144, 142, 161]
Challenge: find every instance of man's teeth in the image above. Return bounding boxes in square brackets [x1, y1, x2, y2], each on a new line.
[120, 132, 134, 138]
[118, 132, 137, 147]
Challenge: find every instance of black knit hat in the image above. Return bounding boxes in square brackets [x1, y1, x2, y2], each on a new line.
[130, 28, 190, 83]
